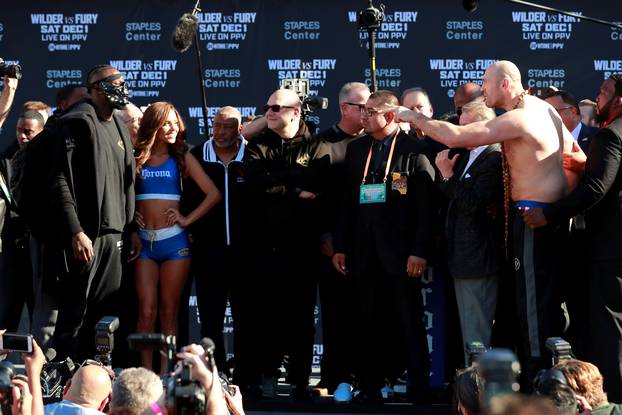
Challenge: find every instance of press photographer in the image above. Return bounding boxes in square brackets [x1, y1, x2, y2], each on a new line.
[0, 330, 45, 415]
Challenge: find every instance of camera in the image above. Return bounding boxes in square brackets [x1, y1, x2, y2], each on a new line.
[40, 351, 75, 404]
[128, 333, 207, 415]
[281, 79, 328, 116]
[0, 333, 33, 353]
[358, 0, 385, 31]
[94, 316, 119, 367]
[0, 361, 16, 408]
[545, 337, 573, 366]
[478, 348, 521, 406]
[0, 59, 22, 80]
[163, 361, 206, 415]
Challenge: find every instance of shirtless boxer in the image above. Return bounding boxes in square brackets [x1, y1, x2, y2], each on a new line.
[392, 60, 582, 380]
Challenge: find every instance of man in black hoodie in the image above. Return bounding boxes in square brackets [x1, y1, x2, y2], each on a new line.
[243, 88, 325, 401]
[51, 64, 135, 361]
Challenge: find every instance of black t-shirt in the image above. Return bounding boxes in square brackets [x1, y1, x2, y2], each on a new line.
[99, 118, 126, 233]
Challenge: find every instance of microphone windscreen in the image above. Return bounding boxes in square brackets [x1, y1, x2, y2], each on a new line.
[45, 347, 57, 362]
[200, 337, 216, 353]
[172, 13, 199, 52]
[463, 0, 479, 12]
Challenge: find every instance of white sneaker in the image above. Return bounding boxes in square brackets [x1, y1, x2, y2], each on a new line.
[333, 382, 353, 403]
[381, 384, 394, 400]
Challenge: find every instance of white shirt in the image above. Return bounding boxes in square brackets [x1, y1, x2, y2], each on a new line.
[460, 145, 487, 179]
[571, 122, 582, 141]
[44, 400, 105, 415]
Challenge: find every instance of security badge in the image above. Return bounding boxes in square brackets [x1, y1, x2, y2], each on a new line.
[360, 183, 386, 204]
[359, 136, 399, 205]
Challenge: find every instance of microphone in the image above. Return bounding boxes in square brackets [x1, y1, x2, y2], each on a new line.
[172, 13, 199, 52]
[200, 337, 216, 371]
[45, 348, 57, 362]
[463, 0, 479, 12]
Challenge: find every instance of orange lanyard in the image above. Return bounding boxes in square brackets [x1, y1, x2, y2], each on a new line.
[361, 133, 398, 185]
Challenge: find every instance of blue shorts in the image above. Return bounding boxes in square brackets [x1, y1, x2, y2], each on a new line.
[138, 225, 191, 262]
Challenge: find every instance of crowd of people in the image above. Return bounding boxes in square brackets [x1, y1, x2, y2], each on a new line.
[0, 58, 621, 412]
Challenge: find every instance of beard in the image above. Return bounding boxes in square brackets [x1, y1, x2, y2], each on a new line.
[596, 96, 614, 125]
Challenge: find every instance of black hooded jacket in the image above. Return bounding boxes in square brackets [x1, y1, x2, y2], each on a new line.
[52, 100, 135, 243]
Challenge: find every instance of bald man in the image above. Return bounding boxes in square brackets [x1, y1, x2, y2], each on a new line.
[185, 106, 248, 377]
[117, 103, 143, 146]
[394, 60, 581, 381]
[44, 365, 112, 415]
[243, 88, 326, 401]
[454, 82, 482, 115]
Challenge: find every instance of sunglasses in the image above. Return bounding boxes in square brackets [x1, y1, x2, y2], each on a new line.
[361, 107, 382, 117]
[81, 359, 116, 380]
[344, 102, 366, 111]
[263, 104, 296, 113]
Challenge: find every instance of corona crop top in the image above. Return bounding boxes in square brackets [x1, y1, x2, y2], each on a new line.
[136, 156, 181, 201]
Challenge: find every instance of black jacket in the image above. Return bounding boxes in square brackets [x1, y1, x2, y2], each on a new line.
[334, 130, 435, 277]
[314, 124, 362, 237]
[244, 120, 327, 247]
[184, 138, 248, 248]
[52, 100, 135, 242]
[545, 117, 622, 261]
[577, 122, 598, 153]
[440, 144, 503, 279]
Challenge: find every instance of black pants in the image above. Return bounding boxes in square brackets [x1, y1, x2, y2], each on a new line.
[561, 227, 590, 359]
[0, 230, 33, 332]
[235, 244, 316, 388]
[317, 255, 356, 390]
[53, 232, 123, 361]
[512, 213, 566, 381]
[587, 260, 622, 402]
[354, 252, 430, 393]
[193, 244, 243, 371]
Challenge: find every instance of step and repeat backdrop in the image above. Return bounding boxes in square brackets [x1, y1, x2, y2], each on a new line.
[1, 0, 621, 386]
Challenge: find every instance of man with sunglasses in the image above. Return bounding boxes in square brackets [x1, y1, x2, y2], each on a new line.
[44, 362, 113, 415]
[306, 82, 369, 401]
[243, 88, 326, 402]
[333, 90, 434, 404]
[51, 64, 135, 362]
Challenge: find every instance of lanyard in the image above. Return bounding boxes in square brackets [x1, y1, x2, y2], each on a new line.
[361, 133, 398, 185]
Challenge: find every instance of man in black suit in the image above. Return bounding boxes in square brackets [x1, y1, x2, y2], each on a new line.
[435, 97, 503, 366]
[544, 90, 597, 153]
[333, 90, 434, 404]
[524, 74, 622, 401]
[543, 89, 598, 358]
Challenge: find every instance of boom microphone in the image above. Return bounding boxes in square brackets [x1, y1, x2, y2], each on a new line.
[45, 348, 57, 362]
[463, 0, 479, 12]
[172, 13, 199, 52]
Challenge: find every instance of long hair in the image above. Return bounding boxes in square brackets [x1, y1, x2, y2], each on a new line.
[134, 101, 187, 176]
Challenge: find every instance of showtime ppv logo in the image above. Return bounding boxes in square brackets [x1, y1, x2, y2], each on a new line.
[31, 13, 98, 52]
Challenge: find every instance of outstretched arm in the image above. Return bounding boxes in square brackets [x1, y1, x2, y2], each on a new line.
[394, 107, 523, 148]
[0, 76, 18, 129]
